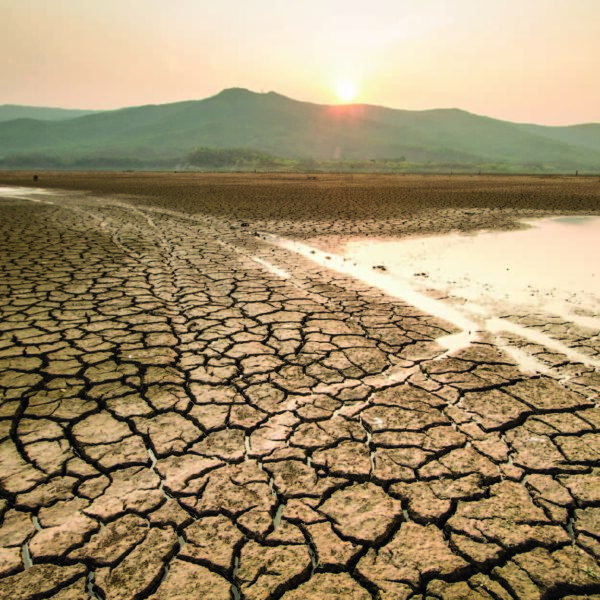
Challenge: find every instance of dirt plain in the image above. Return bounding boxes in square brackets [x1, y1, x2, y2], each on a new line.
[0, 172, 599, 599]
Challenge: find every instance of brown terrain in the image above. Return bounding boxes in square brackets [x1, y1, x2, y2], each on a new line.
[0, 172, 599, 599]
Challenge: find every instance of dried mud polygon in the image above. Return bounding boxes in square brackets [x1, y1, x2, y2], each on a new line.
[1, 173, 599, 599]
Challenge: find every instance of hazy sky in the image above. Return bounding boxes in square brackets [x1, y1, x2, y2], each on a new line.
[2, 0, 599, 124]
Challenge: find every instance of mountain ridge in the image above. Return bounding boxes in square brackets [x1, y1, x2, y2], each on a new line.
[1, 88, 599, 171]
[0, 104, 98, 123]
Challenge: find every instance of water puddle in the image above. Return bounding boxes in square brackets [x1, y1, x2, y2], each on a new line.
[21, 542, 33, 568]
[344, 216, 600, 313]
[0, 185, 56, 204]
[272, 504, 285, 529]
[268, 216, 600, 373]
[265, 232, 480, 341]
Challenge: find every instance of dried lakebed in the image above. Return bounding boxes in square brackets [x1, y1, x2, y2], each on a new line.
[0, 186, 599, 600]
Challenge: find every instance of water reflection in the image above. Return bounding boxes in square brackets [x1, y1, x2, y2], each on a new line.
[0, 186, 56, 204]
[272, 216, 600, 373]
[344, 216, 600, 313]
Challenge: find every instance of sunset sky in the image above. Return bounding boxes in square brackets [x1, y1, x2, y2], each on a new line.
[2, 0, 599, 125]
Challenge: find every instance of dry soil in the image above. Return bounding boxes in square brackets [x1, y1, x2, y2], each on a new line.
[0, 172, 599, 599]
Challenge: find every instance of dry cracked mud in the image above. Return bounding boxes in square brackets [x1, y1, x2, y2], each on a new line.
[0, 173, 599, 599]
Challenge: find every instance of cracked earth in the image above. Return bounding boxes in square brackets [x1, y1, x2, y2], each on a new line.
[0, 174, 599, 599]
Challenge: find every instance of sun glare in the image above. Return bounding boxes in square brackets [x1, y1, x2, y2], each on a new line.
[336, 81, 358, 103]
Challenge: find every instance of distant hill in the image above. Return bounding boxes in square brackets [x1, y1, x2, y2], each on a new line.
[516, 122, 600, 154]
[0, 105, 98, 123]
[0, 89, 599, 172]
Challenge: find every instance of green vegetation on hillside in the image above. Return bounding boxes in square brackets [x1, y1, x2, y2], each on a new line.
[0, 89, 599, 172]
[182, 148, 566, 174]
[0, 105, 97, 122]
[186, 147, 283, 169]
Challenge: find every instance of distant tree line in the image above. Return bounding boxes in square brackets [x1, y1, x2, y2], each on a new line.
[0, 154, 175, 169]
[185, 147, 283, 169]
[0, 148, 590, 174]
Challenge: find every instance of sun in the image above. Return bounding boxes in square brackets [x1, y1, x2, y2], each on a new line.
[336, 80, 358, 103]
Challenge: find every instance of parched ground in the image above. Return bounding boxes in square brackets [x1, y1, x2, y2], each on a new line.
[0, 173, 599, 599]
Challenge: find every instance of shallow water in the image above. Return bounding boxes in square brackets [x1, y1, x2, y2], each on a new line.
[272, 216, 600, 372]
[268, 233, 481, 354]
[0, 186, 56, 204]
[344, 216, 600, 313]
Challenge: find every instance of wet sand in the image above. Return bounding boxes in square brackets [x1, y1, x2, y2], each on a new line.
[0, 173, 599, 599]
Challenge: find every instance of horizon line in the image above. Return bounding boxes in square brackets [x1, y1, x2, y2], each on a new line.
[2, 88, 599, 129]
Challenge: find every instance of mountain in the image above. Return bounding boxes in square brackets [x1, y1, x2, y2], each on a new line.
[0, 88, 599, 171]
[0, 105, 98, 123]
[516, 122, 600, 154]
